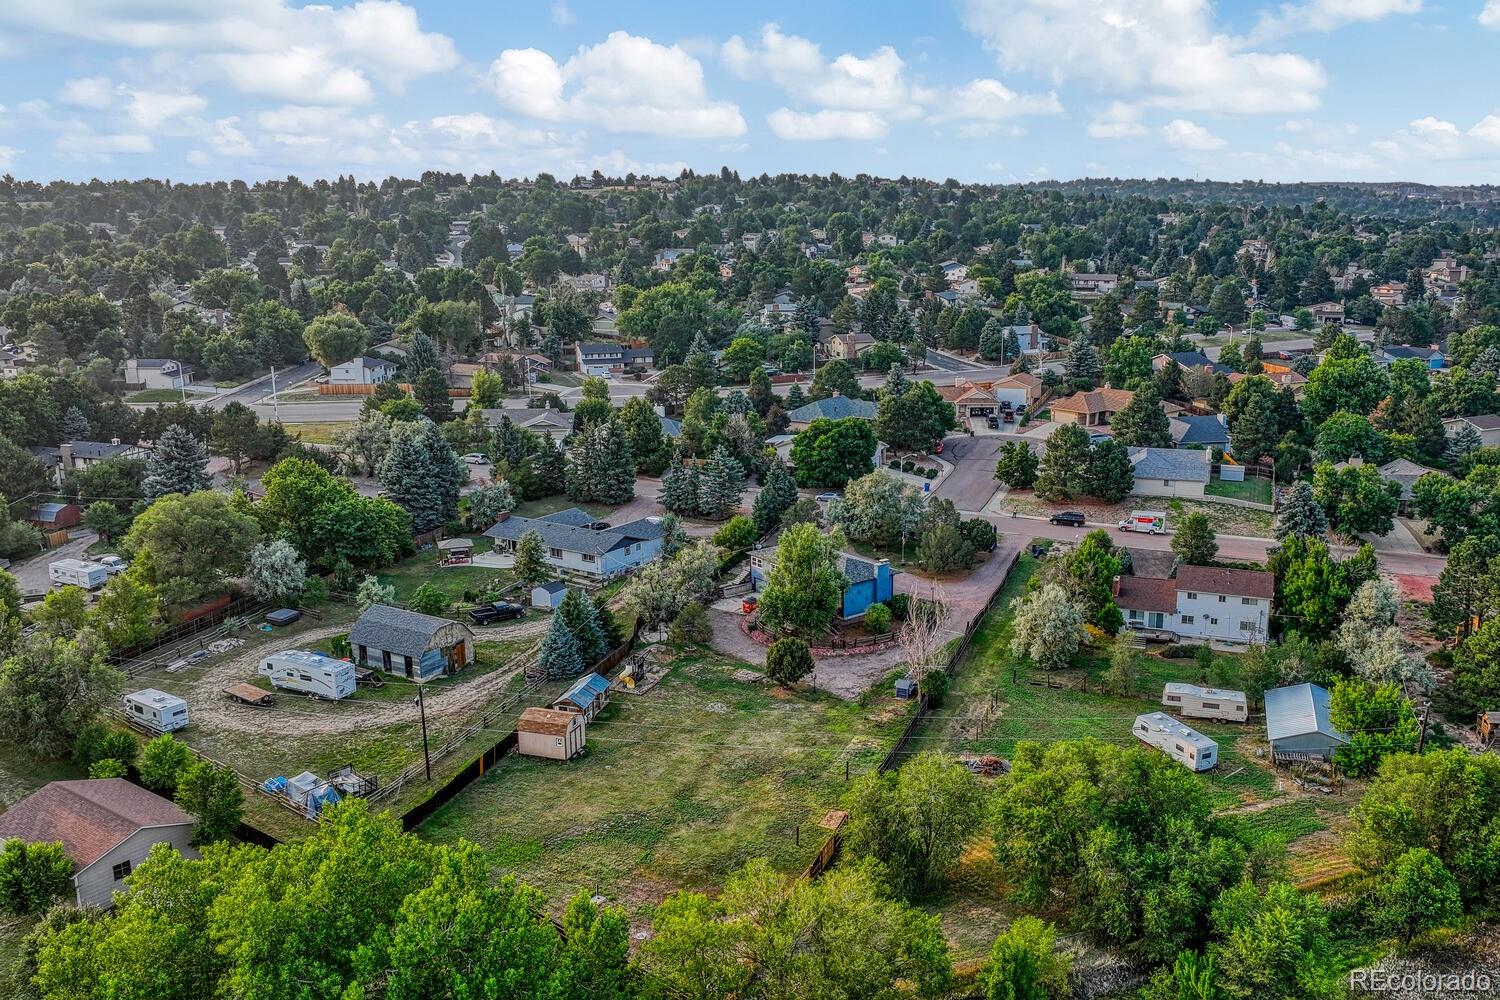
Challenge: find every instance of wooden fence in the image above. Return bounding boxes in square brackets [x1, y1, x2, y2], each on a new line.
[801, 547, 1022, 879]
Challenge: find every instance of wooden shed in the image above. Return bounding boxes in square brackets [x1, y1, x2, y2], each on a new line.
[517, 707, 585, 760]
[1480, 711, 1500, 747]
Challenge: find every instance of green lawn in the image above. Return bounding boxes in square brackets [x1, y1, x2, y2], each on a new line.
[1206, 475, 1273, 505]
[375, 539, 514, 605]
[288, 420, 355, 445]
[418, 647, 916, 922]
[126, 388, 191, 403]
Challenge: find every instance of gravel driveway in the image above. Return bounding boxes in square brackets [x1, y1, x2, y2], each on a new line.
[10, 529, 99, 595]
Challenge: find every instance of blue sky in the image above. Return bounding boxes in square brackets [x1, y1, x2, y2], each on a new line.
[1, 0, 1498, 185]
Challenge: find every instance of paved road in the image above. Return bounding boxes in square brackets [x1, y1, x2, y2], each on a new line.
[924, 349, 984, 372]
[212, 361, 322, 411]
[11, 530, 100, 596]
[931, 436, 1004, 511]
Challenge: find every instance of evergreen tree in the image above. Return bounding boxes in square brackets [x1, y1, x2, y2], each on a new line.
[697, 447, 745, 520]
[659, 449, 701, 516]
[1035, 424, 1092, 501]
[378, 418, 464, 532]
[403, 331, 440, 378]
[537, 610, 583, 680]
[1109, 386, 1172, 447]
[882, 363, 911, 399]
[143, 424, 210, 500]
[1447, 423, 1482, 466]
[1274, 481, 1329, 541]
[558, 588, 606, 666]
[1151, 358, 1184, 401]
[785, 383, 806, 410]
[413, 368, 452, 422]
[1086, 439, 1135, 504]
[1063, 338, 1102, 391]
[566, 420, 635, 504]
[60, 406, 90, 440]
[752, 458, 798, 534]
[530, 440, 567, 496]
[512, 530, 547, 589]
[289, 278, 316, 321]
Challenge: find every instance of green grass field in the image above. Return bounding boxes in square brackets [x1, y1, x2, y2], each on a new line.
[286, 420, 354, 445]
[1206, 475, 1274, 505]
[418, 647, 916, 921]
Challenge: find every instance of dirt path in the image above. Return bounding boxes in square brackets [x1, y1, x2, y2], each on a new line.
[177, 619, 547, 739]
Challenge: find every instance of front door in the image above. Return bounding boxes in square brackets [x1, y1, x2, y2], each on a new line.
[452, 641, 465, 670]
[381, 649, 391, 673]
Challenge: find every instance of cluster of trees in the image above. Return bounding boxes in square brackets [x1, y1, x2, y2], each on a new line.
[828, 471, 994, 573]
[1003, 423, 1134, 505]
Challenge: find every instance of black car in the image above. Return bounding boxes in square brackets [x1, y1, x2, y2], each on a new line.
[468, 601, 526, 625]
[1049, 511, 1087, 527]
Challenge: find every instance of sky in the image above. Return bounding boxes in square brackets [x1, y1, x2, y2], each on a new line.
[1, 0, 1499, 186]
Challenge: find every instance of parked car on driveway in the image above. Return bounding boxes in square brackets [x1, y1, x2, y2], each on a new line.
[815, 492, 841, 503]
[97, 554, 128, 574]
[468, 601, 525, 626]
[1049, 511, 1087, 527]
[460, 453, 488, 465]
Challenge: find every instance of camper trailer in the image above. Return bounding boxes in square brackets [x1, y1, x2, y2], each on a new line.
[1133, 712, 1218, 771]
[48, 558, 110, 590]
[123, 688, 189, 733]
[258, 650, 356, 700]
[1161, 682, 1249, 722]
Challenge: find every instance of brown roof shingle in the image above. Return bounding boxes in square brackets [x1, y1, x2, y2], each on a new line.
[1115, 575, 1178, 613]
[1051, 387, 1134, 416]
[1174, 565, 1275, 600]
[0, 779, 193, 870]
[519, 707, 581, 737]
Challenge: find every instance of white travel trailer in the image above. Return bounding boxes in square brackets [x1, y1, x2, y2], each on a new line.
[123, 688, 189, 733]
[48, 558, 110, 590]
[258, 650, 356, 701]
[1161, 682, 1249, 722]
[1134, 712, 1218, 771]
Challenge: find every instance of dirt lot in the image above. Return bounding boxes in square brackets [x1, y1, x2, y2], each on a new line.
[705, 608, 908, 698]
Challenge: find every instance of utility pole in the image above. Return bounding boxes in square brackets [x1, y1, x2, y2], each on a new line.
[269, 365, 280, 424]
[1416, 701, 1431, 754]
[415, 686, 432, 780]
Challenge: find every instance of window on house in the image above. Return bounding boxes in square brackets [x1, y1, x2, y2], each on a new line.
[1239, 621, 1255, 632]
[1208, 617, 1218, 625]
[582, 553, 596, 563]
[1185, 592, 1198, 600]
[1128, 609, 1143, 621]
[1163, 480, 1173, 486]
[112, 859, 132, 881]
[1241, 597, 1256, 605]
[1217, 595, 1227, 603]
[1181, 615, 1195, 624]
[549, 547, 562, 558]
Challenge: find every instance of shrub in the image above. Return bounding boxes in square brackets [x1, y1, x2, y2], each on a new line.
[924, 467, 938, 479]
[0, 839, 73, 915]
[712, 515, 757, 553]
[902, 460, 915, 472]
[302, 576, 329, 606]
[89, 758, 128, 779]
[863, 603, 892, 634]
[668, 601, 712, 644]
[923, 668, 950, 707]
[328, 633, 351, 658]
[888, 459, 901, 470]
[138, 734, 193, 794]
[960, 518, 997, 553]
[73, 723, 139, 772]
[766, 637, 815, 687]
[407, 583, 450, 617]
[886, 593, 911, 620]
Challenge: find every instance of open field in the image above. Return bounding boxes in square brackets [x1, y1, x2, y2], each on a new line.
[418, 646, 917, 923]
[110, 606, 549, 840]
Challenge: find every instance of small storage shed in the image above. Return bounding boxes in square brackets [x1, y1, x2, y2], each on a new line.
[28, 502, 81, 530]
[123, 688, 189, 733]
[518, 707, 585, 760]
[349, 604, 476, 682]
[531, 581, 568, 610]
[1480, 710, 1500, 746]
[1265, 683, 1349, 762]
[552, 673, 611, 722]
[1162, 682, 1248, 722]
[1134, 712, 1218, 771]
[894, 678, 917, 699]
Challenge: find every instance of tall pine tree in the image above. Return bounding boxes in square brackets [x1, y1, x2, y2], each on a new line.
[566, 419, 634, 504]
[558, 588, 606, 666]
[143, 424, 211, 499]
[697, 447, 745, 520]
[538, 609, 583, 680]
[378, 418, 465, 532]
[752, 458, 798, 534]
[660, 449, 701, 516]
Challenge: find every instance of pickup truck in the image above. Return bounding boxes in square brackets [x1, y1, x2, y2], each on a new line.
[468, 601, 526, 626]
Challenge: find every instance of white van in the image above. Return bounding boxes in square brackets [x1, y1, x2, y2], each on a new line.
[123, 688, 190, 733]
[258, 650, 356, 700]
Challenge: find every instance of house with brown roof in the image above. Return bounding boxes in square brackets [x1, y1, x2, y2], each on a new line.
[994, 372, 1044, 409]
[1050, 387, 1134, 428]
[1114, 565, 1274, 646]
[936, 380, 999, 418]
[0, 779, 196, 908]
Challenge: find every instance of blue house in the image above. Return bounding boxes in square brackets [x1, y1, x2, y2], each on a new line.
[1377, 345, 1447, 370]
[749, 548, 894, 620]
[485, 508, 666, 579]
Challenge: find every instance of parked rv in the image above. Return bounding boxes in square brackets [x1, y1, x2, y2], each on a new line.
[123, 688, 189, 733]
[258, 650, 356, 700]
[1162, 682, 1249, 722]
[48, 558, 110, 590]
[1133, 712, 1217, 771]
[1117, 510, 1167, 534]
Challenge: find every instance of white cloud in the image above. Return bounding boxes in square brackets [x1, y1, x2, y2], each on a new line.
[1410, 116, 1461, 137]
[1247, 0, 1421, 42]
[1481, 0, 1500, 27]
[57, 76, 115, 109]
[960, 0, 1325, 114]
[1088, 101, 1148, 139]
[0, 145, 16, 170]
[550, 0, 574, 27]
[207, 117, 255, 156]
[255, 105, 384, 146]
[489, 32, 745, 138]
[766, 108, 889, 140]
[2, 1, 459, 106]
[55, 128, 153, 157]
[1471, 115, 1500, 145]
[938, 78, 1062, 122]
[124, 90, 206, 129]
[1162, 118, 1226, 150]
[722, 24, 930, 116]
[186, 149, 210, 166]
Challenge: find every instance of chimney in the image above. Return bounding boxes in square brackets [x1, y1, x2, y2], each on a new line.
[59, 442, 74, 469]
[495, 510, 510, 523]
[1348, 456, 1364, 468]
[1111, 575, 1121, 598]
[110, 437, 121, 446]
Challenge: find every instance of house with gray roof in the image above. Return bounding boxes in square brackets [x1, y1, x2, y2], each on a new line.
[485, 508, 667, 578]
[1265, 683, 1349, 761]
[123, 358, 193, 390]
[349, 604, 476, 682]
[29, 439, 149, 486]
[1169, 414, 1231, 450]
[786, 393, 878, 429]
[1127, 447, 1212, 499]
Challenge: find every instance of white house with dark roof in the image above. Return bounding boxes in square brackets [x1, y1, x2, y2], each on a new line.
[0, 779, 196, 908]
[328, 356, 397, 385]
[1444, 414, 1500, 449]
[485, 507, 667, 578]
[29, 440, 149, 486]
[123, 358, 193, 390]
[1114, 565, 1274, 645]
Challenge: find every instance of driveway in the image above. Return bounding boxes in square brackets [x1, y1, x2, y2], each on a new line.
[11, 529, 100, 595]
[894, 538, 1020, 637]
[930, 435, 1004, 511]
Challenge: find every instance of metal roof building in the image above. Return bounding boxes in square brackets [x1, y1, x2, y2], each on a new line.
[1264, 683, 1349, 761]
